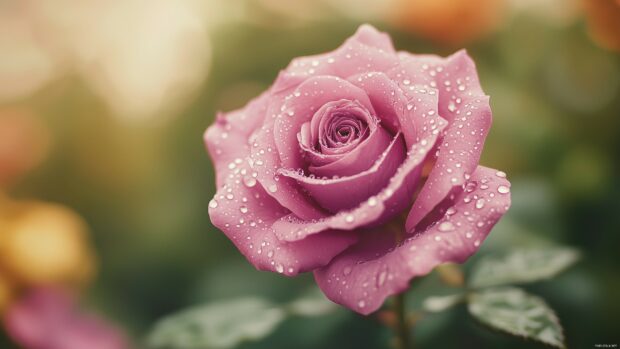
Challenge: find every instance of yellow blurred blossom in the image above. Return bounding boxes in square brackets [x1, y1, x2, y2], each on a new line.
[0, 200, 96, 289]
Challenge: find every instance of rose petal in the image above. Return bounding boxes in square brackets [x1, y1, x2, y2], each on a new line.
[309, 125, 391, 178]
[349, 24, 396, 52]
[313, 100, 374, 156]
[314, 166, 511, 315]
[249, 126, 327, 220]
[348, 72, 445, 148]
[274, 76, 375, 169]
[273, 96, 447, 242]
[234, 27, 399, 220]
[206, 102, 325, 220]
[283, 25, 398, 80]
[208, 162, 358, 275]
[298, 115, 388, 175]
[272, 84, 447, 242]
[388, 50, 493, 230]
[390, 49, 486, 107]
[279, 132, 404, 213]
[204, 92, 270, 188]
[405, 95, 491, 231]
[247, 76, 377, 220]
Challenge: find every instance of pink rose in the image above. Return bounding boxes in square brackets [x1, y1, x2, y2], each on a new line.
[3, 288, 130, 349]
[205, 25, 511, 314]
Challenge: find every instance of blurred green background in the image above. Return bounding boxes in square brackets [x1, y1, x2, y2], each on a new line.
[1, 0, 619, 348]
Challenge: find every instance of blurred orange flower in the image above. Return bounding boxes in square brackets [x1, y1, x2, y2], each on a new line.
[390, 0, 506, 46]
[583, 0, 620, 52]
[0, 109, 50, 187]
[0, 200, 96, 289]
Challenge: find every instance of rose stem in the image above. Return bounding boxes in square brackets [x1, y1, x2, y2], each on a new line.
[393, 292, 412, 349]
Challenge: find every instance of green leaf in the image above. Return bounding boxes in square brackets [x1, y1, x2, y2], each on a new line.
[147, 297, 285, 349]
[469, 247, 580, 288]
[422, 293, 464, 313]
[468, 287, 565, 348]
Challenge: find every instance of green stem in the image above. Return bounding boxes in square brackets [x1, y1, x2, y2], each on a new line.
[393, 293, 412, 349]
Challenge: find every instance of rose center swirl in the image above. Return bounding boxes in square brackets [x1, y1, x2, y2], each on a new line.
[307, 99, 379, 157]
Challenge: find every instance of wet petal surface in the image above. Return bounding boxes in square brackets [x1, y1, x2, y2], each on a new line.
[279, 133, 404, 213]
[388, 50, 493, 230]
[314, 166, 511, 315]
[209, 162, 357, 275]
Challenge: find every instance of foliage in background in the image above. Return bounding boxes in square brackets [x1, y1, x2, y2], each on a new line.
[1, 0, 619, 348]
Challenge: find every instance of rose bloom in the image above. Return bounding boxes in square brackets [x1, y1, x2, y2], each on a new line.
[205, 25, 510, 314]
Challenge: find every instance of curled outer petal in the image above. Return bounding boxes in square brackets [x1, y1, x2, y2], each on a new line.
[208, 162, 357, 275]
[389, 50, 494, 231]
[314, 166, 511, 314]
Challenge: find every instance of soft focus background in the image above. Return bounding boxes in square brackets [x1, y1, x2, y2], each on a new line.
[1, 0, 619, 348]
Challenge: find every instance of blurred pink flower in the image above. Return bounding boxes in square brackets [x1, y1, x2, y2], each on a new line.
[204, 25, 510, 314]
[3, 288, 130, 349]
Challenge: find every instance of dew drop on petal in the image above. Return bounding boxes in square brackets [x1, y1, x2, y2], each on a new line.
[464, 182, 476, 192]
[367, 196, 378, 207]
[475, 199, 485, 209]
[377, 270, 387, 287]
[497, 185, 510, 194]
[268, 184, 278, 193]
[209, 199, 218, 208]
[438, 222, 455, 232]
[243, 176, 257, 187]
